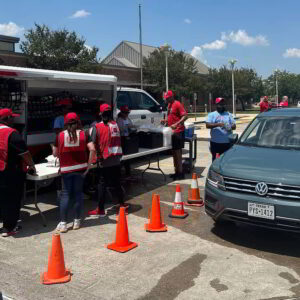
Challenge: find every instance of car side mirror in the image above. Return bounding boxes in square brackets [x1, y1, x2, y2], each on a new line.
[229, 133, 239, 144]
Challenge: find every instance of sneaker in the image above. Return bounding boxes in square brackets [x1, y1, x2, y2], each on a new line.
[56, 222, 68, 233]
[2, 225, 22, 237]
[73, 219, 81, 230]
[88, 207, 106, 218]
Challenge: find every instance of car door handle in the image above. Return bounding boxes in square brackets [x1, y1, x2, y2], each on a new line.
[141, 115, 146, 119]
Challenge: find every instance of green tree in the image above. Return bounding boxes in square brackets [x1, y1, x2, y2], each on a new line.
[207, 66, 263, 110]
[263, 71, 300, 103]
[20, 24, 100, 73]
[143, 48, 199, 98]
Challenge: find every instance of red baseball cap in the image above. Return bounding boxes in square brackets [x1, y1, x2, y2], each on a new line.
[215, 97, 225, 104]
[0, 108, 20, 118]
[164, 90, 174, 99]
[120, 105, 130, 113]
[100, 103, 112, 113]
[64, 112, 79, 124]
[57, 98, 72, 107]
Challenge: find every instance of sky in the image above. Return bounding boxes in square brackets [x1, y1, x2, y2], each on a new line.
[1, 0, 300, 78]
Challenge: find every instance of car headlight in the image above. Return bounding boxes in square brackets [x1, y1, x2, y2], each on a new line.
[207, 169, 226, 190]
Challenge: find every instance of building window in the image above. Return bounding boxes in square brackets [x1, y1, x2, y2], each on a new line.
[0, 41, 14, 52]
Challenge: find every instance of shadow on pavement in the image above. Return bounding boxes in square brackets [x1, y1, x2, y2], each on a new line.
[211, 221, 300, 259]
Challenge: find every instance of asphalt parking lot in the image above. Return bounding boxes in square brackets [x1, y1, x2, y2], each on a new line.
[1, 120, 300, 300]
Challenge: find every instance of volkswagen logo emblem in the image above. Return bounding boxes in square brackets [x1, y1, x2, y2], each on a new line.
[255, 182, 268, 196]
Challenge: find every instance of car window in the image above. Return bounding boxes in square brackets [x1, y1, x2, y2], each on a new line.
[240, 116, 300, 150]
[129, 92, 156, 110]
[116, 91, 131, 109]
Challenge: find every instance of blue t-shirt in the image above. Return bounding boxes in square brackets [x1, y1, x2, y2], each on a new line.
[206, 111, 235, 143]
[53, 115, 64, 130]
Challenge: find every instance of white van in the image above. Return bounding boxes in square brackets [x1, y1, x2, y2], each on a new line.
[116, 87, 166, 127]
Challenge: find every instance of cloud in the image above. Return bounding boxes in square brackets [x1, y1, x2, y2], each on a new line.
[190, 46, 208, 65]
[70, 10, 91, 19]
[184, 18, 191, 24]
[202, 40, 226, 50]
[221, 30, 269, 46]
[0, 22, 24, 36]
[283, 48, 300, 58]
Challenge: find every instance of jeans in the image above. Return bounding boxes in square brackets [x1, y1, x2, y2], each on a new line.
[60, 172, 84, 222]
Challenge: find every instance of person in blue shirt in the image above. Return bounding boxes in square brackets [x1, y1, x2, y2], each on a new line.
[206, 97, 236, 161]
[53, 98, 73, 134]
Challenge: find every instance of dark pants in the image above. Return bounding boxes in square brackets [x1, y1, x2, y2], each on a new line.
[60, 172, 84, 222]
[124, 161, 131, 176]
[97, 165, 124, 210]
[0, 173, 25, 231]
[210, 142, 232, 161]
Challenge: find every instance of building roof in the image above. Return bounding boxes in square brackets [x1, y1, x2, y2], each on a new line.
[103, 40, 209, 74]
[124, 41, 157, 59]
[0, 35, 20, 44]
[106, 56, 137, 68]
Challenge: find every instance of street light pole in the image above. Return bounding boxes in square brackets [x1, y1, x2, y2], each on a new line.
[139, 4, 143, 89]
[160, 43, 171, 92]
[274, 69, 279, 106]
[165, 50, 169, 91]
[229, 59, 237, 116]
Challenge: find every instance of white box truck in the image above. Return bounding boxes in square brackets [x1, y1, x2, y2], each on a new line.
[0, 65, 117, 162]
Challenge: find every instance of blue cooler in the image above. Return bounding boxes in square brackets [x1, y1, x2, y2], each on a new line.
[184, 123, 195, 138]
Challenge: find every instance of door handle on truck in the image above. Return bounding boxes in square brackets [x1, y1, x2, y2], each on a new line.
[141, 115, 146, 119]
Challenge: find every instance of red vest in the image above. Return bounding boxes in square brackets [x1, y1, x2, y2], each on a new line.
[58, 130, 88, 174]
[95, 121, 122, 160]
[0, 124, 17, 171]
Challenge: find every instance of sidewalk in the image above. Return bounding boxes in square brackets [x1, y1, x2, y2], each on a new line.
[187, 113, 257, 125]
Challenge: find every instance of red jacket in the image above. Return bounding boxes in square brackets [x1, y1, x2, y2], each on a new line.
[58, 130, 88, 174]
[0, 124, 17, 171]
[95, 121, 122, 160]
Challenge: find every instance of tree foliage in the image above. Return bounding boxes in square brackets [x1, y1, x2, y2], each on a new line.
[143, 49, 200, 97]
[263, 71, 300, 102]
[20, 24, 100, 73]
[143, 50, 265, 110]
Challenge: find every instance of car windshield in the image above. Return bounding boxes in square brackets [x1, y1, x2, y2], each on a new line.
[240, 116, 300, 150]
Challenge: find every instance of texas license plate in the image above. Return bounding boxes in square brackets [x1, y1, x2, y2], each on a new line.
[248, 202, 275, 220]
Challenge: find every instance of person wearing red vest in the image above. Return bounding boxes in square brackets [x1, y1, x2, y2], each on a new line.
[161, 90, 188, 180]
[0, 108, 36, 237]
[52, 112, 96, 232]
[88, 104, 126, 217]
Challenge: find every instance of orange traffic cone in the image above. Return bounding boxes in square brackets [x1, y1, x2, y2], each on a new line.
[169, 185, 189, 219]
[41, 233, 71, 285]
[186, 173, 204, 207]
[107, 207, 138, 253]
[145, 194, 167, 232]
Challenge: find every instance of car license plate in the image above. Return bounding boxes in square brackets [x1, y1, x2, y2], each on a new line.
[248, 202, 275, 220]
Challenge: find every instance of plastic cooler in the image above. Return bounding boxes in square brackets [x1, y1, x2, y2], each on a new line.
[184, 123, 195, 138]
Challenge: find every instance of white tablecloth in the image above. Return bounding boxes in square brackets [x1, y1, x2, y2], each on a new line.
[26, 146, 171, 181]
